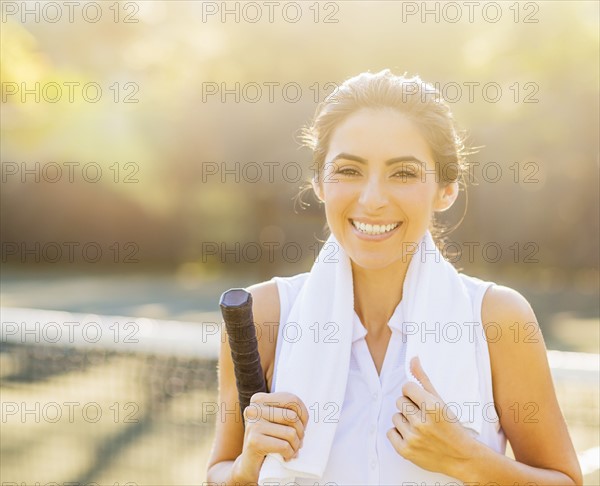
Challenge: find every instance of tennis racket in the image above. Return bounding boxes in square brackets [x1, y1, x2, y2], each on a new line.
[219, 288, 267, 427]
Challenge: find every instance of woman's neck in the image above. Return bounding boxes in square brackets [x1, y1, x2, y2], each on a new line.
[351, 257, 412, 338]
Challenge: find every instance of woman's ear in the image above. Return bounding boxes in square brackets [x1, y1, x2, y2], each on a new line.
[433, 181, 459, 212]
[311, 175, 324, 203]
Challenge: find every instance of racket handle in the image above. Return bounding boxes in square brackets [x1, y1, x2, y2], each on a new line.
[219, 288, 267, 426]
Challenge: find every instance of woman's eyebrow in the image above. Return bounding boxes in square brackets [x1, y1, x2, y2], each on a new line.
[330, 152, 426, 167]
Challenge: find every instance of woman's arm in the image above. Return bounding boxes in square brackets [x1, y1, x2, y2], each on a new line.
[454, 284, 583, 485]
[206, 280, 280, 484]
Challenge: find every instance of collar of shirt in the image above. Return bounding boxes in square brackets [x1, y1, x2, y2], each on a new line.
[351, 299, 405, 343]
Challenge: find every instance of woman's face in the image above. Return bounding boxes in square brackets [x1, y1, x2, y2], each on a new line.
[313, 107, 458, 270]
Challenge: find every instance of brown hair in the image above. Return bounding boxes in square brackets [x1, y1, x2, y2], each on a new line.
[297, 69, 472, 242]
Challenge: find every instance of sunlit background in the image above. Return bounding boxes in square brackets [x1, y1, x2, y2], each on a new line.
[1, 0, 599, 484]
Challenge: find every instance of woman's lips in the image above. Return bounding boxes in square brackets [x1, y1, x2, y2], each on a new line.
[349, 219, 403, 241]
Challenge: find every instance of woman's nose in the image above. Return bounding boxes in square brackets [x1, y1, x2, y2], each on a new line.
[358, 176, 388, 210]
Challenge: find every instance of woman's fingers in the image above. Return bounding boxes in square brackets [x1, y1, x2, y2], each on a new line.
[249, 392, 308, 438]
[246, 402, 305, 440]
[255, 391, 309, 430]
[283, 395, 310, 431]
[257, 420, 303, 457]
[246, 428, 299, 461]
[395, 395, 422, 426]
[244, 392, 308, 462]
[391, 411, 411, 439]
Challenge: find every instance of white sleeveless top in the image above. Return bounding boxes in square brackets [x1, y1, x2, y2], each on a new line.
[270, 272, 507, 485]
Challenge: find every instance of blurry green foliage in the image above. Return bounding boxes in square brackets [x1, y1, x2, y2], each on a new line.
[1, 1, 598, 286]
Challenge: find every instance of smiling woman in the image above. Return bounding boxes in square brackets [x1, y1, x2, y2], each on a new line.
[206, 70, 583, 486]
[310, 107, 458, 276]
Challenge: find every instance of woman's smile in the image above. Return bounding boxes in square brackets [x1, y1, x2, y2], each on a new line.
[349, 218, 403, 241]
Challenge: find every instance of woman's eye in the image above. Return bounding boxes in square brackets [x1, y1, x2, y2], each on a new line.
[394, 171, 416, 179]
[336, 168, 359, 176]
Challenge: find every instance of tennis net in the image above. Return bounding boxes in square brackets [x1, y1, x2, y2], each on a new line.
[1, 307, 598, 485]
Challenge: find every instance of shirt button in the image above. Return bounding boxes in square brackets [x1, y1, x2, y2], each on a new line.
[369, 424, 376, 434]
[370, 459, 377, 469]
[371, 392, 378, 401]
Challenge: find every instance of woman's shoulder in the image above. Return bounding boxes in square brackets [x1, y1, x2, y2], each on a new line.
[480, 282, 537, 330]
[457, 271, 538, 337]
[244, 272, 309, 332]
[457, 271, 495, 292]
[244, 272, 309, 391]
[479, 281, 544, 384]
[270, 272, 310, 286]
[245, 272, 309, 311]
[244, 278, 281, 330]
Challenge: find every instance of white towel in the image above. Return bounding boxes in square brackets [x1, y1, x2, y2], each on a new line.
[258, 230, 484, 485]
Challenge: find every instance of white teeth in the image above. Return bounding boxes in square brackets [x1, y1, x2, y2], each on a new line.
[351, 220, 400, 235]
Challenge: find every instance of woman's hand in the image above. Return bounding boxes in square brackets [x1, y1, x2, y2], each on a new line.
[238, 391, 309, 474]
[386, 356, 479, 478]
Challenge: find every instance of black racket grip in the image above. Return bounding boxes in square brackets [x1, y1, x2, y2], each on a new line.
[219, 288, 267, 426]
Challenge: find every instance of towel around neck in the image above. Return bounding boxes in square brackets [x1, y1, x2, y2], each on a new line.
[258, 229, 484, 484]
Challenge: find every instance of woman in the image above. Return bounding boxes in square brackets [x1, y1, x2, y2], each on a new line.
[206, 70, 582, 485]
